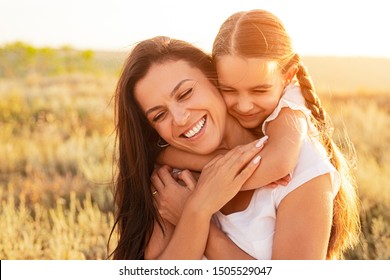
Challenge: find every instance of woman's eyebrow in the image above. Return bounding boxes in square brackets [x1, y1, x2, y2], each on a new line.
[145, 105, 163, 117]
[145, 79, 194, 117]
[170, 79, 193, 97]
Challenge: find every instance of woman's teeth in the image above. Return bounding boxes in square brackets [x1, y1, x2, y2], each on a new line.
[184, 117, 206, 138]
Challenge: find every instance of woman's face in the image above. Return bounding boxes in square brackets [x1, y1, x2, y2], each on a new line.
[216, 55, 285, 129]
[135, 60, 227, 155]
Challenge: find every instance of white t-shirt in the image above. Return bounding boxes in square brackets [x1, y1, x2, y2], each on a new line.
[212, 84, 340, 260]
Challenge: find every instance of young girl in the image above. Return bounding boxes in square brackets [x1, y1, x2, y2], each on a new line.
[155, 9, 360, 259]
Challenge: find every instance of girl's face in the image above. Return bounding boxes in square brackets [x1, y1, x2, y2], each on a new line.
[216, 55, 286, 129]
[135, 60, 227, 155]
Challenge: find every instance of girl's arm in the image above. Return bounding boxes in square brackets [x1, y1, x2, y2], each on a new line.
[241, 108, 307, 190]
[156, 145, 226, 172]
[144, 140, 262, 259]
[158, 107, 306, 190]
[271, 174, 333, 259]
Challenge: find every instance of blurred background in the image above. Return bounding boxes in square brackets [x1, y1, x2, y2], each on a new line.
[0, 0, 389, 259]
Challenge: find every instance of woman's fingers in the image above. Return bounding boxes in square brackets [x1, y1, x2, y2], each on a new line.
[151, 165, 176, 195]
[174, 136, 268, 217]
[156, 165, 178, 186]
[152, 167, 193, 226]
[193, 149, 262, 215]
[256, 135, 269, 147]
[221, 141, 263, 177]
[203, 154, 224, 169]
[234, 155, 262, 183]
[203, 136, 267, 172]
[176, 170, 197, 191]
[151, 169, 165, 193]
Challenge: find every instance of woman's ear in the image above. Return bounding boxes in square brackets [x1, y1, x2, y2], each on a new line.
[283, 65, 298, 85]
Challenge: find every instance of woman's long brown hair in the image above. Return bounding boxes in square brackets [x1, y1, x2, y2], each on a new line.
[108, 36, 217, 259]
[212, 9, 361, 259]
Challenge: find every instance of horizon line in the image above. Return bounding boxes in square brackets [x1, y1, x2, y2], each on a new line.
[1, 40, 390, 60]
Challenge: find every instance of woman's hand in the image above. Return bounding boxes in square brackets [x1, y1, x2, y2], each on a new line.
[152, 138, 264, 224]
[146, 139, 264, 260]
[152, 167, 197, 225]
[189, 139, 264, 216]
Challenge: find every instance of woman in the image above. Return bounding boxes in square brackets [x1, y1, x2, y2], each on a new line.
[110, 36, 264, 259]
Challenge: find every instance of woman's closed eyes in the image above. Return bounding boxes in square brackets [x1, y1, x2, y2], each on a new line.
[151, 83, 196, 123]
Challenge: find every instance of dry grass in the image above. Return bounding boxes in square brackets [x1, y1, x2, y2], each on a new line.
[1, 50, 389, 259]
[0, 188, 114, 259]
[0, 74, 117, 259]
[321, 91, 390, 259]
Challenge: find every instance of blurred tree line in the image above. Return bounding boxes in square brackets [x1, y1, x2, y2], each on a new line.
[0, 42, 97, 78]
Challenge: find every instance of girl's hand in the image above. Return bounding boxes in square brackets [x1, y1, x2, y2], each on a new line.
[152, 166, 197, 225]
[266, 173, 292, 188]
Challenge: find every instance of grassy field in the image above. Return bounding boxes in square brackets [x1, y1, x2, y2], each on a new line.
[0, 44, 389, 259]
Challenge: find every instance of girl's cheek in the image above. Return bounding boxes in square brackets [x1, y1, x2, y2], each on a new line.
[222, 96, 235, 108]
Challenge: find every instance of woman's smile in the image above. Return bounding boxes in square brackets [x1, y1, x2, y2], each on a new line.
[182, 115, 207, 139]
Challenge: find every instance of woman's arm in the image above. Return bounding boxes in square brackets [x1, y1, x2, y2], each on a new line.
[145, 140, 263, 259]
[145, 215, 257, 260]
[145, 201, 212, 259]
[205, 223, 256, 260]
[271, 174, 333, 259]
[151, 166, 256, 260]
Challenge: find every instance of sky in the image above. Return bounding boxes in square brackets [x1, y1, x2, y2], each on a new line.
[1, 0, 390, 58]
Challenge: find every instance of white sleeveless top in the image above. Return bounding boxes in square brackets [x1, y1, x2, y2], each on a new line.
[212, 84, 340, 260]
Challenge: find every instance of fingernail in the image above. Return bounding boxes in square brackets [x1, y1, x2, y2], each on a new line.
[253, 155, 261, 164]
[256, 136, 269, 148]
[171, 168, 182, 175]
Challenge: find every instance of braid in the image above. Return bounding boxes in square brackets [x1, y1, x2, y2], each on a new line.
[295, 55, 360, 259]
[296, 59, 326, 123]
[295, 58, 334, 157]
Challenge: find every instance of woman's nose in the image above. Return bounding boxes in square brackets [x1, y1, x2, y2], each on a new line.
[172, 107, 190, 126]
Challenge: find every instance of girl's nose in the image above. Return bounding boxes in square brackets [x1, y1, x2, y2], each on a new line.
[236, 98, 254, 113]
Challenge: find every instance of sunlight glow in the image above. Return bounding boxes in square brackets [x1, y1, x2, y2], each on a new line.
[1, 0, 389, 57]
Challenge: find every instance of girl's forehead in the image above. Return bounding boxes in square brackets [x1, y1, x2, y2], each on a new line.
[216, 55, 280, 84]
[217, 55, 278, 71]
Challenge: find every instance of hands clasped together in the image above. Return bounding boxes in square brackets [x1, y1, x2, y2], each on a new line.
[151, 136, 291, 225]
